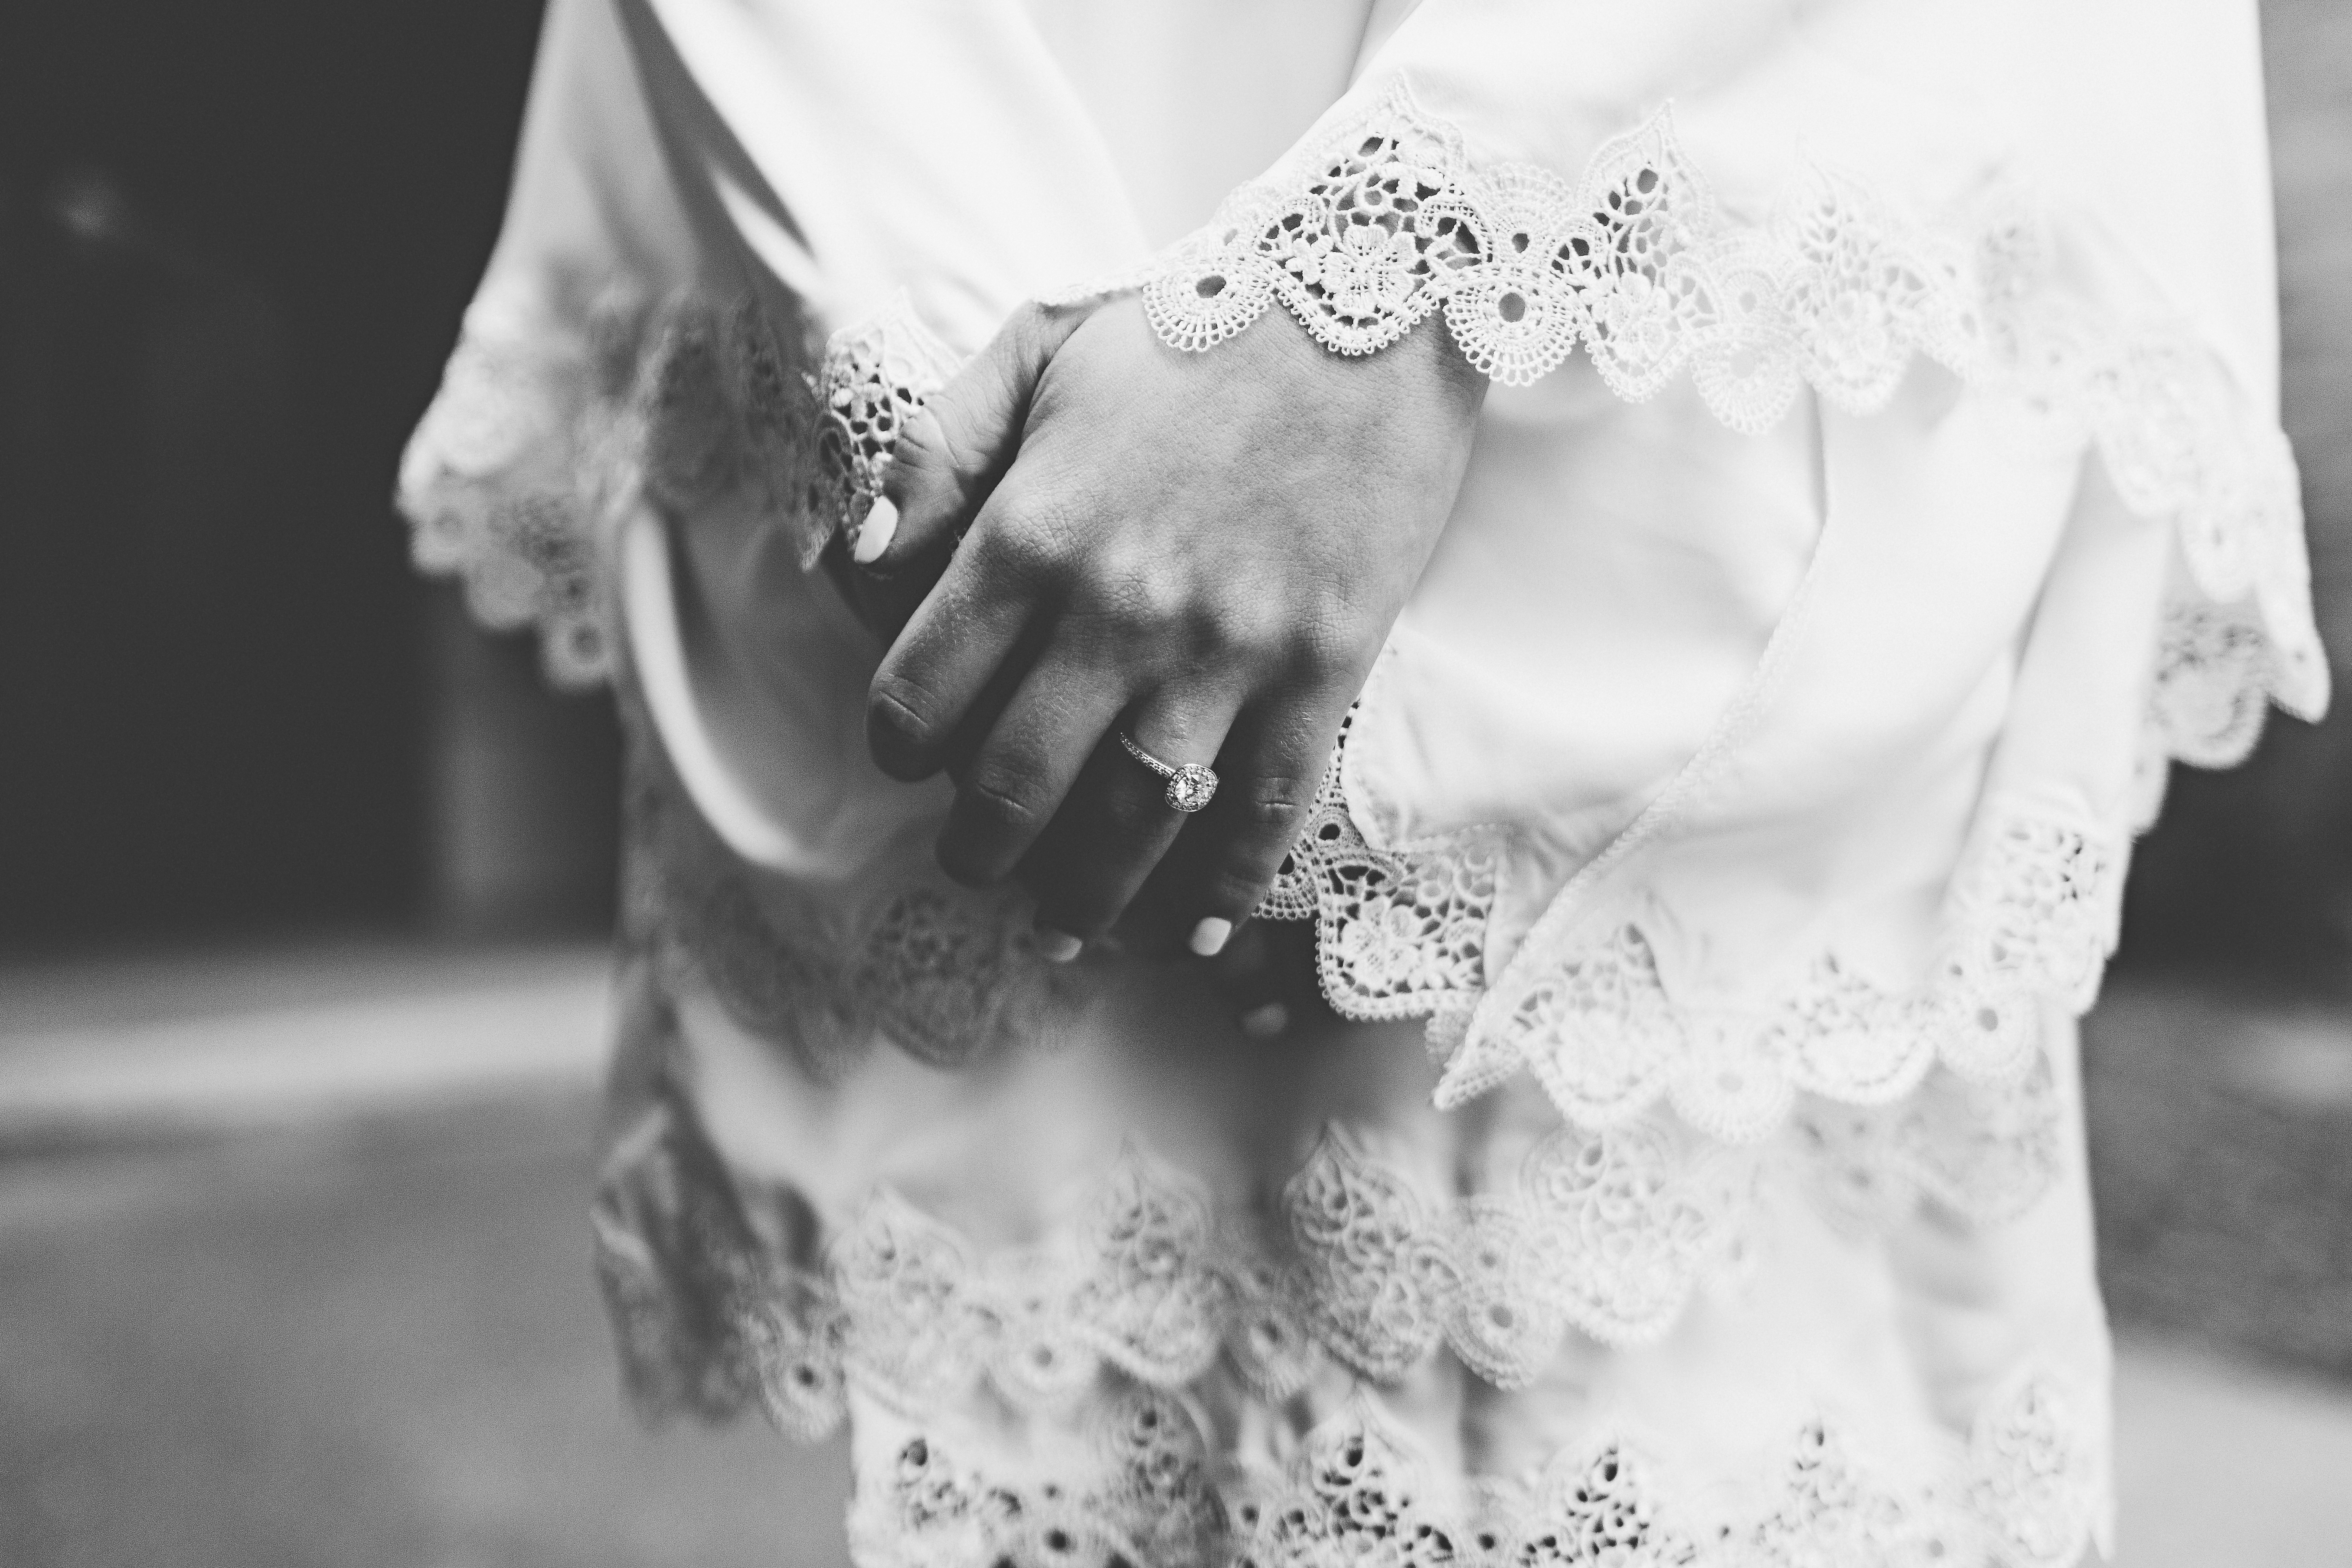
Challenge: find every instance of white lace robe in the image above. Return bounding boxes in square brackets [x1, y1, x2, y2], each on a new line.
[399, 1, 2323, 1563]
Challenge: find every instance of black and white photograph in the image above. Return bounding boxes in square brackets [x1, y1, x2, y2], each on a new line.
[4, 1, 2351, 1563]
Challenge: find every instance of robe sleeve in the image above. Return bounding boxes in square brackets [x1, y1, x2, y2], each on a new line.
[1056, 0, 2322, 723]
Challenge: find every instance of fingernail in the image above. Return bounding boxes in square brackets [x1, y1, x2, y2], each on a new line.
[852, 495, 899, 564]
[1239, 1001, 1290, 1040]
[1036, 928, 1084, 964]
[1188, 917, 1233, 958]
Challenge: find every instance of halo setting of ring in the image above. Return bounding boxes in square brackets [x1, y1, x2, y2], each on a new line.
[1119, 734, 1220, 814]
[1164, 764, 1218, 813]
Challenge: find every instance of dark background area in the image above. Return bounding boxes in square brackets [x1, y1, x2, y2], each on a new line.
[0, 0, 613, 949]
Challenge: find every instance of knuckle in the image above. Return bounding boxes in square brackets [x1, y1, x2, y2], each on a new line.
[1203, 596, 1288, 663]
[1132, 575, 1197, 641]
[982, 497, 1080, 585]
[1290, 616, 1361, 682]
[1004, 299, 1057, 354]
[962, 768, 1045, 835]
[1245, 774, 1316, 829]
[867, 679, 944, 769]
[938, 772, 1047, 886]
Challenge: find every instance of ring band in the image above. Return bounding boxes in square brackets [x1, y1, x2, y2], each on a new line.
[1119, 733, 1219, 813]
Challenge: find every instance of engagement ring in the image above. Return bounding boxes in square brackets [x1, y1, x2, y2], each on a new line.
[1119, 733, 1218, 813]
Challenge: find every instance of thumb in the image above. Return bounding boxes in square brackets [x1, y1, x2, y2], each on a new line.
[850, 301, 1086, 577]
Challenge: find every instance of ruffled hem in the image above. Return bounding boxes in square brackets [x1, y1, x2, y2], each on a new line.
[846, 1374, 2101, 1568]
[592, 1065, 2098, 1568]
[594, 1027, 2062, 1432]
[394, 289, 841, 687]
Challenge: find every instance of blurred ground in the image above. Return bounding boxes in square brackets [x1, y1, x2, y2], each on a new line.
[2, 945, 2350, 1567]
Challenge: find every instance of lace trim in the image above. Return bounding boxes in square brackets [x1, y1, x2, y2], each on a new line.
[845, 1374, 2098, 1568]
[1096, 86, 1981, 416]
[398, 330, 627, 688]
[596, 1058, 2062, 1439]
[618, 705, 1063, 1076]
[1256, 706, 1502, 1034]
[780, 90, 2308, 1137]
[398, 291, 834, 685]
[811, 294, 962, 569]
[1045, 78, 2323, 725]
[1257, 673, 2112, 1147]
[2149, 598, 2279, 770]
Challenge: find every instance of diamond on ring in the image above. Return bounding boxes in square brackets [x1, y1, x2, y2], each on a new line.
[1119, 733, 1219, 813]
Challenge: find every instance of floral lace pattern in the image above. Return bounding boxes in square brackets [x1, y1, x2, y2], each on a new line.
[399, 291, 828, 687]
[399, 330, 628, 688]
[1258, 708, 1501, 1032]
[1287, 1121, 1754, 1381]
[1428, 804, 2118, 1142]
[844, 1374, 2097, 1568]
[1096, 82, 1977, 425]
[806, 294, 962, 569]
[850, 1391, 1224, 1568]
[597, 1069, 2061, 1444]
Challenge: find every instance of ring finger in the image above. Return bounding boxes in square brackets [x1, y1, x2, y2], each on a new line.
[1020, 687, 1244, 948]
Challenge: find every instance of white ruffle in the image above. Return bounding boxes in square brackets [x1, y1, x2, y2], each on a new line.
[843, 1372, 2098, 1568]
[595, 1088, 2097, 1568]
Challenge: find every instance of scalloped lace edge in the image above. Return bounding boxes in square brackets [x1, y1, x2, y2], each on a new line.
[1258, 673, 2116, 1146]
[595, 1056, 2064, 1443]
[1042, 76, 2323, 722]
[846, 1372, 2101, 1568]
[593, 1095, 2098, 1566]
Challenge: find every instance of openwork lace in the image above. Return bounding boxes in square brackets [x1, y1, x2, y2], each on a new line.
[398, 285, 977, 682]
[1251, 669, 2111, 1154]
[399, 291, 829, 686]
[843, 1374, 2097, 1568]
[1429, 804, 2116, 1139]
[399, 327, 629, 688]
[809, 294, 962, 568]
[597, 1069, 2062, 1446]
[1256, 707, 1502, 1035]
[1047, 78, 2322, 727]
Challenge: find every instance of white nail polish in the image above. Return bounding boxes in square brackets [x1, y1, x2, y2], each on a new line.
[1189, 917, 1233, 958]
[853, 495, 900, 564]
[1036, 928, 1084, 964]
[1239, 1002, 1290, 1040]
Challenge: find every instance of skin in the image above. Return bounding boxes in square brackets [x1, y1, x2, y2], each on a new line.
[838, 292, 1486, 956]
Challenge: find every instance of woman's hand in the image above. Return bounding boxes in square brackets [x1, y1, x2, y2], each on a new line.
[853, 294, 1485, 956]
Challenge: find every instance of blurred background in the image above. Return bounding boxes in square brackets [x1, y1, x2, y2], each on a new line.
[1, 2, 2349, 1564]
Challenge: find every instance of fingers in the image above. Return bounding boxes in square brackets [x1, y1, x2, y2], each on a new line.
[857, 302, 1085, 580]
[861, 303, 1097, 779]
[1159, 685, 1348, 952]
[1019, 689, 1243, 947]
[864, 487, 1059, 780]
[934, 646, 1129, 889]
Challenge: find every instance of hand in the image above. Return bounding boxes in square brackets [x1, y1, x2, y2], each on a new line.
[855, 294, 1485, 956]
